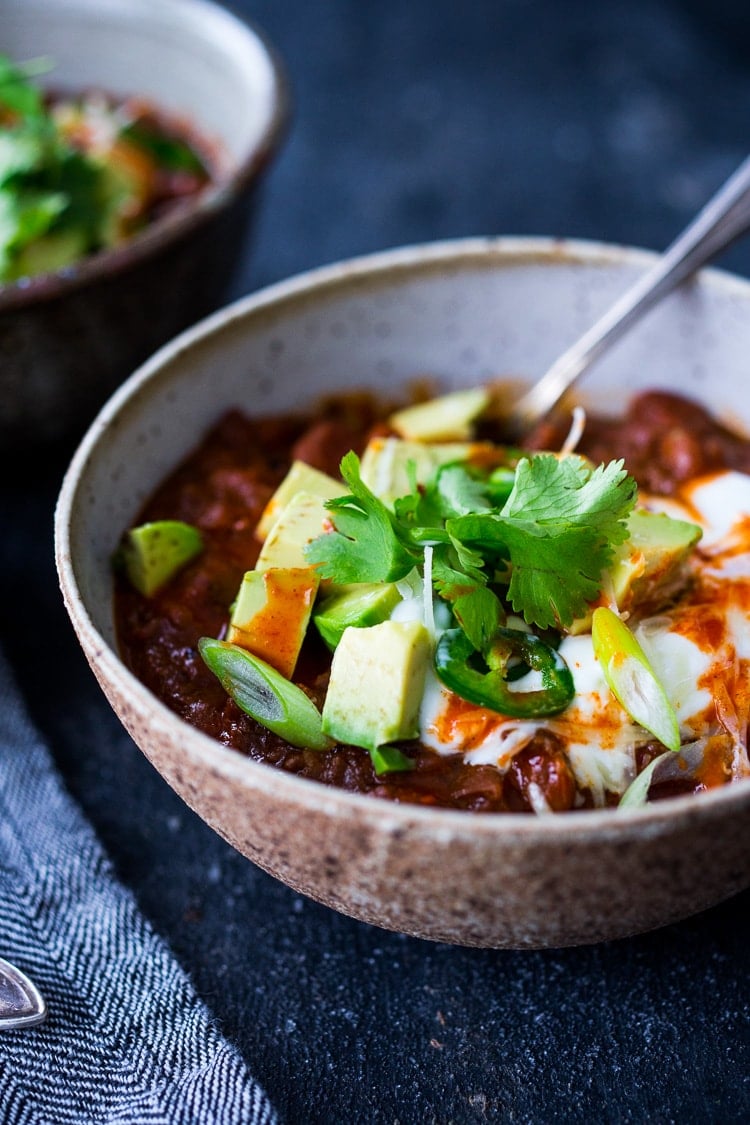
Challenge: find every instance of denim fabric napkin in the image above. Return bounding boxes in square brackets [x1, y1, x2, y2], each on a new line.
[0, 647, 276, 1125]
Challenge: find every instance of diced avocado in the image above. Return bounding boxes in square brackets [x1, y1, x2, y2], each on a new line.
[568, 509, 702, 634]
[257, 461, 343, 541]
[256, 491, 334, 572]
[322, 620, 432, 750]
[313, 582, 401, 651]
[227, 566, 319, 678]
[9, 228, 88, 281]
[614, 509, 702, 607]
[389, 387, 490, 442]
[360, 436, 487, 507]
[118, 520, 203, 596]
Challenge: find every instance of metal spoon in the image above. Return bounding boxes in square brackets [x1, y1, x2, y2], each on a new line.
[506, 155, 750, 439]
[0, 956, 47, 1030]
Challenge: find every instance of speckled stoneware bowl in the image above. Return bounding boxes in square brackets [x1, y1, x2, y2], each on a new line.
[1, 0, 287, 449]
[55, 238, 750, 948]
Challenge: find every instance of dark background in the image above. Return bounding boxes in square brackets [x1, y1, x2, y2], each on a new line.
[3, 1, 750, 1121]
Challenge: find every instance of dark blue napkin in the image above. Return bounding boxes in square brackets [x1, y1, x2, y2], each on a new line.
[0, 647, 276, 1124]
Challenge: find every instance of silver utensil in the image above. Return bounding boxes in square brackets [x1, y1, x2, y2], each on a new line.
[0, 956, 47, 1030]
[507, 155, 750, 438]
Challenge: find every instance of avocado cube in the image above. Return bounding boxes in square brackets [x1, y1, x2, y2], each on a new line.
[257, 461, 343, 541]
[322, 620, 432, 750]
[389, 387, 490, 441]
[313, 583, 401, 651]
[226, 566, 319, 678]
[256, 491, 334, 573]
[119, 519, 202, 596]
[9, 228, 88, 282]
[568, 509, 702, 634]
[613, 509, 702, 607]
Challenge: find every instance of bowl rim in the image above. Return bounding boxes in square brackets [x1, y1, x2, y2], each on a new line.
[0, 0, 290, 312]
[55, 234, 750, 841]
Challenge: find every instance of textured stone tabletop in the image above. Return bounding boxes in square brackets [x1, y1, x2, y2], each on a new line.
[2, 1, 749, 1121]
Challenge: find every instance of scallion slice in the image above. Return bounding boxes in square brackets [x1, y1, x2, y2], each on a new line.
[592, 607, 680, 751]
[199, 638, 332, 751]
[618, 751, 674, 810]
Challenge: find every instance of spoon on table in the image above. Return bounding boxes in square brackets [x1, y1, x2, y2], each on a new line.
[505, 155, 750, 440]
[0, 956, 47, 1030]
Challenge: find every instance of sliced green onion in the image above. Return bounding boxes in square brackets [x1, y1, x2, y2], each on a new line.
[199, 638, 332, 751]
[370, 746, 415, 775]
[591, 607, 680, 751]
[618, 751, 674, 810]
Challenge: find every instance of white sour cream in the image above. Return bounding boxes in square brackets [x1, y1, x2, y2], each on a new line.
[412, 469, 750, 806]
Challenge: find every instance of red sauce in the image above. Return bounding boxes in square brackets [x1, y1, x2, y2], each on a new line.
[114, 390, 750, 813]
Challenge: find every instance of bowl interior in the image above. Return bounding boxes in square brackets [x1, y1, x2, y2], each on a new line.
[3, 0, 281, 170]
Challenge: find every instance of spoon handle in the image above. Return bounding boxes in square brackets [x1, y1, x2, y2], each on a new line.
[510, 155, 750, 434]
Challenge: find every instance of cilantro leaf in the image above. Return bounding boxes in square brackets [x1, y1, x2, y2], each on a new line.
[499, 455, 637, 628]
[430, 545, 485, 600]
[393, 465, 444, 530]
[448, 455, 636, 629]
[305, 451, 417, 583]
[446, 530, 487, 582]
[432, 463, 492, 517]
[0, 127, 51, 184]
[0, 55, 47, 120]
[452, 587, 504, 651]
[501, 454, 635, 532]
[431, 544, 503, 651]
[0, 55, 134, 283]
[498, 519, 613, 629]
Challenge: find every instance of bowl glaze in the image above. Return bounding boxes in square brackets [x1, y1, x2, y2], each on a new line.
[55, 238, 750, 947]
[1, 0, 288, 449]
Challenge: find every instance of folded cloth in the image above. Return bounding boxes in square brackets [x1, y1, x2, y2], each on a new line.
[0, 647, 276, 1125]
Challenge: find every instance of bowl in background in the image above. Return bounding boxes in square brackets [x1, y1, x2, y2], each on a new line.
[1, 0, 288, 450]
[55, 238, 750, 948]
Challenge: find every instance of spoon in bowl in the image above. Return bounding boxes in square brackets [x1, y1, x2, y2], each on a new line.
[505, 155, 750, 440]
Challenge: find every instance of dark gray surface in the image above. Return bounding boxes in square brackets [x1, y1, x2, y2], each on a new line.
[3, 1, 750, 1121]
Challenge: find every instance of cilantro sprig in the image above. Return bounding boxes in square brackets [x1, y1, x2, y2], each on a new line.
[0, 56, 49, 120]
[305, 448, 637, 636]
[0, 52, 208, 285]
[305, 451, 418, 583]
[451, 454, 637, 629]
[0, 53, 114, 282]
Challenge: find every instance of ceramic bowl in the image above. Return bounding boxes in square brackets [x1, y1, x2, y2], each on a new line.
[1, 0, 288, 449]
[55, 238, 750, 948]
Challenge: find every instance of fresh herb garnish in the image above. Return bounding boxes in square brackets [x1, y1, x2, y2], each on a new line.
[306, 451, 418, 583]
[0, 55, 48, 120]
[0, 52, 209, 284]
[451, 455, 637, 630]
[0, 53, 110, 281]
[306, 449, 638, 639]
